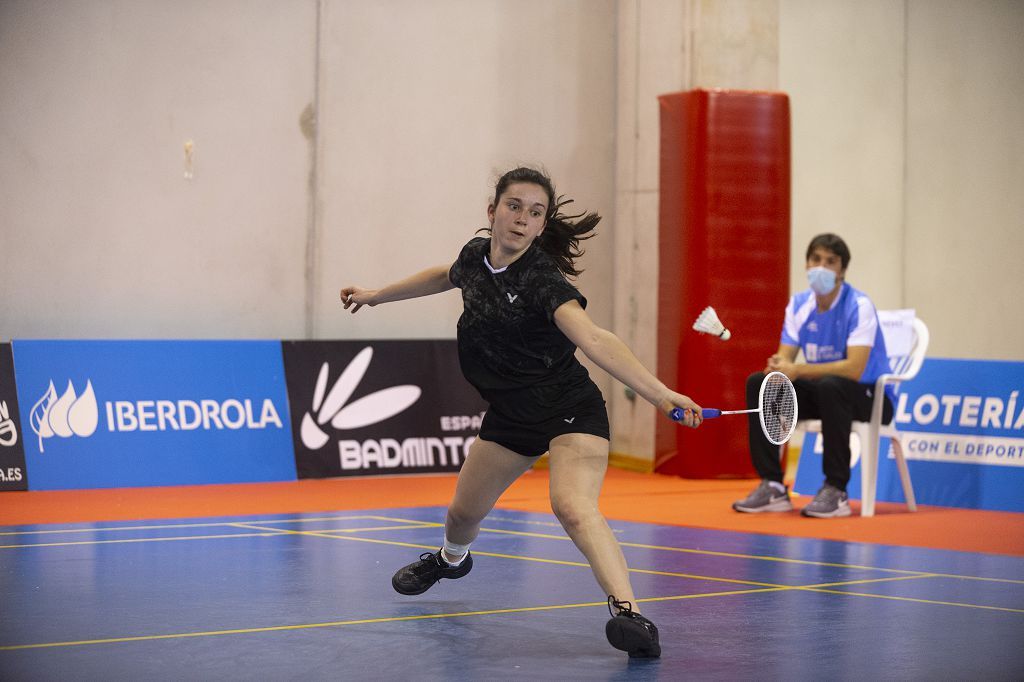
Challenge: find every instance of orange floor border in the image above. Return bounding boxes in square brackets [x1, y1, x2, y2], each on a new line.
[2, 468, 1022, 556]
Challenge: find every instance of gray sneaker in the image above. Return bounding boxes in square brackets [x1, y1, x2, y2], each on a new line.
[801, 484, 851, 518]
[732, 480, 794, 513]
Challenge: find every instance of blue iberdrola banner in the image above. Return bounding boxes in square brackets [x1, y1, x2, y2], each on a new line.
[795, 358, 1024, 512]
[13, 340, 297, 490]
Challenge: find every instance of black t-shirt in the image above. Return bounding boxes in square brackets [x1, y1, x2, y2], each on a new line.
[448, 236, 593, 411]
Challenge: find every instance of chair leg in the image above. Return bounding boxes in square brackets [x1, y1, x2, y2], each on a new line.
[891, 437, 917, 512]
[856, 424, 877, 517]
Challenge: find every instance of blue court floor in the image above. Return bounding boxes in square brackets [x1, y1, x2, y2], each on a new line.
[1, 507, 1023, 680]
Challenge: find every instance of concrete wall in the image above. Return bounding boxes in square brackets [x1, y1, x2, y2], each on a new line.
[0, 0, 317, 337]
[779, 0, 1024, 360]
[902, 0, 1024, 359]
[0, 0, 616, 348]
[313, 0, 616, 346]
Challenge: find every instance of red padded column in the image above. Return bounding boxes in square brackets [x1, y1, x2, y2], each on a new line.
[656, 89, 791, 478]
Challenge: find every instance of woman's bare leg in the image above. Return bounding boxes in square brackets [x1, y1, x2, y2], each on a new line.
[443, 437, 538, 557]
[547, 433, 639, 611]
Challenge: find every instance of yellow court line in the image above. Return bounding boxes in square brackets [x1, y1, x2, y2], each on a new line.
[296, 524, 442, 534]
[5, 514, 1020, 587]
[0, 521, 437, 550]
[478, 527, 572, 541]
[801, 586, 1024, 614]
[472, 526, 936, 576]
[7, 578, 1014, 653]
[374, 512, 1024, 581]
[233, 523, 772, 586]
[231, 524, 946, 592]
[611, 541, 1024, 585]
[617, 541, 932, 574]
[229, 523, 449, 552]
[6, 522, 1014, 613]
[224, 519, 1024, 589]
[1, 532, 1016, 652]
[476, 514, 572, 529]
[802, 574, 941, 589]
[0, 590, 782, 652]
[643, 574, 1024, 614]
[0, 532, 290, 550]
[0, 515, 382, 537]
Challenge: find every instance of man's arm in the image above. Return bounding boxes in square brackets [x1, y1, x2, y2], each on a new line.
[768, 344, 870, 381]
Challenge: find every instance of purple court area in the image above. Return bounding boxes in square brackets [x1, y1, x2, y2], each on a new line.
[2, 507, 1022, 679]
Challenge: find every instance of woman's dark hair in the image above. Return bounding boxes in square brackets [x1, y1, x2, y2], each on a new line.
[484, 166, 600, 278]
[806, 233, 851, 270]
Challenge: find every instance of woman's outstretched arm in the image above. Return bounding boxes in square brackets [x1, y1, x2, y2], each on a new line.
[554, 299, 702, 427]
[340, 264, 455, 314]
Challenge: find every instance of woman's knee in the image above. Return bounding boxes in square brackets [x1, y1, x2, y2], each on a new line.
[550, 494, 600, 533]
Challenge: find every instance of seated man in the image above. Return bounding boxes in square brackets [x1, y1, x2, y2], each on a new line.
[733, 233, 894, 518]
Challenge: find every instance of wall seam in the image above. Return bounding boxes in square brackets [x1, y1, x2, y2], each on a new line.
[901, 0, 909, 308]
[304, 0, 324, 338]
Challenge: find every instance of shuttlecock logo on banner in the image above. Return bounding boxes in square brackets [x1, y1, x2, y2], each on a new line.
[301, 347, 421, 450]
[0, 401, 18, 447]
[29, 380, 100, 452]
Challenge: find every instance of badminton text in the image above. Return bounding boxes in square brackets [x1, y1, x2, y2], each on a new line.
[338, 436, 473, 470]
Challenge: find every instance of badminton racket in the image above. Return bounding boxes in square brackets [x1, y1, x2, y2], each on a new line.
[671, 371, 798, 445]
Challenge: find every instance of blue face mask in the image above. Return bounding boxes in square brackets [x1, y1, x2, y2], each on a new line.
[807, 266, 837, 295]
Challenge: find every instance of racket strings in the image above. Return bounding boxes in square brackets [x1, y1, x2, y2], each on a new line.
[761, 373, 797, 445]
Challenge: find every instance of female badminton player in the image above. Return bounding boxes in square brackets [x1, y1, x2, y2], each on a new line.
[340, 166, 702, 658]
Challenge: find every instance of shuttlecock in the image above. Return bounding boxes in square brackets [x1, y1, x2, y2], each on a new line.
[692, 306, 731, 340]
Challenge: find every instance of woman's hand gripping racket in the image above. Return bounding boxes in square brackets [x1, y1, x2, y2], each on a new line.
[671, 371, 798, 445]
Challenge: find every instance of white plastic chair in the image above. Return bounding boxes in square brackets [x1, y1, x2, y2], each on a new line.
[788, 311, 929, 517]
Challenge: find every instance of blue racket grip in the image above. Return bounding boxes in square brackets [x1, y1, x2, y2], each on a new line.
[671, 407, 721, 420]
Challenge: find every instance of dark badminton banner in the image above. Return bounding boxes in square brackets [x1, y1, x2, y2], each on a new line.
[282, 340, 486, 478]
[0, 343, 28, 491]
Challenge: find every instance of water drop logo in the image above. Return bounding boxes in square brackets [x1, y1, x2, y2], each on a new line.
[29, 379, 100, 452]
[0, 400, 18, 447]
[301, 347, 421, 450]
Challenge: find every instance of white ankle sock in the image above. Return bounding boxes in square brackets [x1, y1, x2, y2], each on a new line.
[441, 538, 470, 566]
[768, 480, 786, 493]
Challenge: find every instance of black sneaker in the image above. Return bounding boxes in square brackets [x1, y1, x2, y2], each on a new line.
[391, 550, 473, 595]
[605, 596, 661, 658]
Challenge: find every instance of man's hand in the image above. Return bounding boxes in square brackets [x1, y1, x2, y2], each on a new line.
[765, 354, 799, 380]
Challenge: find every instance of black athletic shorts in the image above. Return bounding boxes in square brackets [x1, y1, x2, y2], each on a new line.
[478, 383, 610, 458]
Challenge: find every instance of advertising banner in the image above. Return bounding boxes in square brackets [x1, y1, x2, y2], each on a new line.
[13, 340, 297, 490]
[282, 340, 487, 478]
[795, 358, 1024, 512]
[0, 343, 28, 490]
